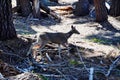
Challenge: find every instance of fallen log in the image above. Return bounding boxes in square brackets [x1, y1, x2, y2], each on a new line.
[49, 6, 73, 15]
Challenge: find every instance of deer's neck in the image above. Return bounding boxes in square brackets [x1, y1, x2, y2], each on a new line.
[65, 30, 73, 39]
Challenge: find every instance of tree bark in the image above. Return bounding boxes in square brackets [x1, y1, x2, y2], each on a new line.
[16, 0, 32, 17]
[32, 0, 41, 19]
[94, 0, 108, 22]
[32, 0, 51, 19]
[0, 0, 17, 40]
[109, 0, 120, 17]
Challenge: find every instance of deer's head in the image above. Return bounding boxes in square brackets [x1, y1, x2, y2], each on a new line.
[71, 25, 80, 34]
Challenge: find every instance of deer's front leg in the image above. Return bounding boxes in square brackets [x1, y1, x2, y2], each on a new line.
[63, 43, 70, 56]
[58, 44, 62, 59]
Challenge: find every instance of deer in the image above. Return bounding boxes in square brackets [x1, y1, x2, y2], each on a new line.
[27, 25, 80, 59]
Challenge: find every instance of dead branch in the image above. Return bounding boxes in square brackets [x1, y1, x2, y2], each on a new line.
[106, 55, 120, 77]
[46, 53, 53, 62]
[16, 66, 34, 73]
[89, 67, 94, 80]
[76, 46, 90, 73]
[50, 6, 73, 11]
[41, 73, 70, 78]
[31, 61, 67, 68]
[55, 69, 68, 80]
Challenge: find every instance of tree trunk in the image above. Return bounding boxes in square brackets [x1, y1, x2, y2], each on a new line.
[0, 0, 17, 40]
[32, 0, 41, 19]
[94, 0, 108, 22]
[109, 0, 120, 17]
[16, 0, 32, 17]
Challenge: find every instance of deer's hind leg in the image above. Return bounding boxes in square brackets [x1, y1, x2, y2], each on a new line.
[27, 42, 41, 59]
[38, 40, 47, 54]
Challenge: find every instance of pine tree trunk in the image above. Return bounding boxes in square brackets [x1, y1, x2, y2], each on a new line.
[16, 0, 32, 17]
[32, 0, 41, 19]
[109, 0, 120, 17]
[0, 0, 17, 40]
[94, 0, 108, 22]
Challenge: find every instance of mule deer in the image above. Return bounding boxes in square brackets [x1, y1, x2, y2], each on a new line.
[27, 25, 80, 59]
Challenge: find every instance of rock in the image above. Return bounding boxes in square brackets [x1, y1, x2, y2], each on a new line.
[72, 0, 90, 16]
[8, 72, 43, 80]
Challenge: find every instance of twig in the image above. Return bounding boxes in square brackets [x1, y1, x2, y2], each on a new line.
[76, 46, 90, 73]
[4, 44, 15, 53]
[46, 53, 53, 62]
[16, 66, 34, 73]
[32, 61, 67, 68]
[55, 69, 68, 80]
[89, 67, 94, 80]
[41, 73, 70, 78]
[106, 55, 120, 77]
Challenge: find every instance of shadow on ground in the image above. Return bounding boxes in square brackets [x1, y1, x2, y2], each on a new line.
[13, 15, 61, 35]
[13, 16, 37, 35]
[99, 21, 120, 33]
[86, 32, 120, 46]
[67, 15, 95, 24]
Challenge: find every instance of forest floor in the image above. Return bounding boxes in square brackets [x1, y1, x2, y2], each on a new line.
[0, 0, 120, 80]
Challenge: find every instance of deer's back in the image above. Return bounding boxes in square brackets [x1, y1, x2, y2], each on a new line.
[40, 32, 68, 44]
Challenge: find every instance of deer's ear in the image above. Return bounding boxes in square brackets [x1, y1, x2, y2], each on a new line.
[71, 25, 74, 29]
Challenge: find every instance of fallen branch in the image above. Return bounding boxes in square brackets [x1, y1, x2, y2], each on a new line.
[76, 46, 90, 73]
[89, 67, 94, 80]
[16, 66, 34, 73]
[46, 53, 53, 62]
[32, 61, 67, 68]
[106, 55, 120, 77]
[55, 69, 68, 80]
[41, 73, 70, 78]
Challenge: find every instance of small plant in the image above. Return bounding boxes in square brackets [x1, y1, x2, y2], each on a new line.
[37, 74, 48, 80]
[32, 72, 48, 80]
[90, 38, 106, 43]
[69, 59, 80, 65]
[38, 74, 48, 80]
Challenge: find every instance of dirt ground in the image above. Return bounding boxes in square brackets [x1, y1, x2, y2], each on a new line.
[12, 14, 120, 80]
[14, 11, 120, 57]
